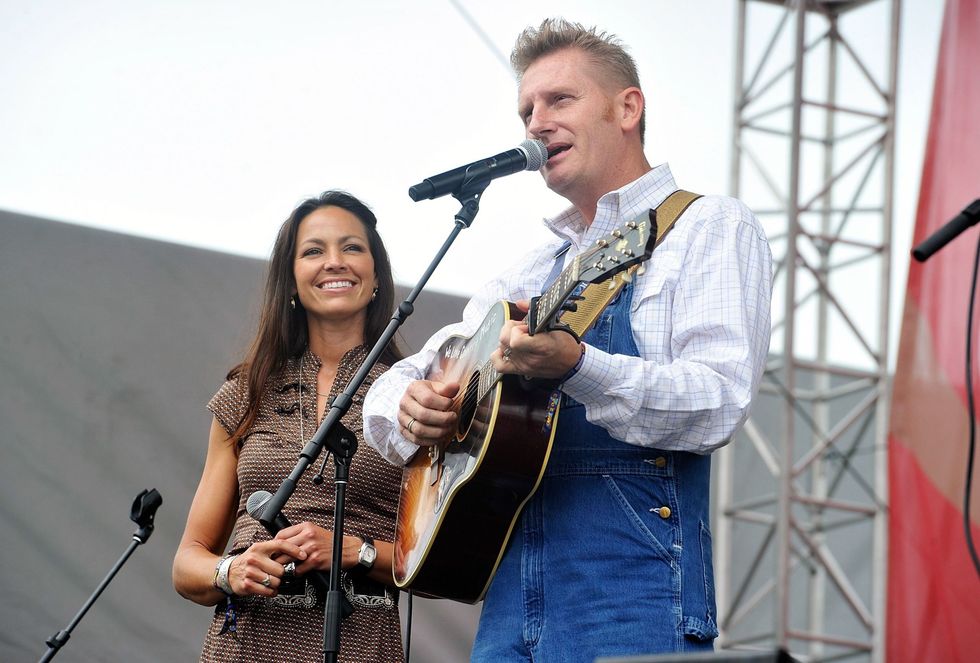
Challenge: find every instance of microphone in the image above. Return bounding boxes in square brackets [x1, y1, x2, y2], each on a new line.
[913, 199, 980, 262]
[408, 138, 549, 201]
[247, 490, 292, 534]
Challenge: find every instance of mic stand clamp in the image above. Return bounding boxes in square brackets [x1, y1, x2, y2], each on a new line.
[39, 489, 162, 663]
[452, 171, 491, 228]
[258, 177, 493, 663]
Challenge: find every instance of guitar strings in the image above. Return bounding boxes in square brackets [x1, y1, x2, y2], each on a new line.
[448, 357, 501, 427]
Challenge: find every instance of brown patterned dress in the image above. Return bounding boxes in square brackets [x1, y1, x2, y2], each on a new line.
[200, 346, 404, 662]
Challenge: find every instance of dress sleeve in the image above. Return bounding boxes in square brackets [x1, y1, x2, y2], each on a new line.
[206, 376, 248, 437]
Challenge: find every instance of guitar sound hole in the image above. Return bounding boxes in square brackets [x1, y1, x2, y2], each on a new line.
[458, 371, 480, 437]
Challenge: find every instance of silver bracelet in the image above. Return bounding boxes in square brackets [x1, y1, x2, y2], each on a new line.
[214, 554, 237, 596]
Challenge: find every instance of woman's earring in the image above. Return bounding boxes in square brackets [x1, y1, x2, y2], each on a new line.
[371, 287, 378, 302]
[290, 295, 296, 310]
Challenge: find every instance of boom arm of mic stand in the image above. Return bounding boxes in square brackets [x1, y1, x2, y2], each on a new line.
[912, 199, 980, 262]
[257, 176, 492, 663]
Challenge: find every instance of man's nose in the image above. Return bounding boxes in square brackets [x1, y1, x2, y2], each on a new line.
[527, 109, 554, 138]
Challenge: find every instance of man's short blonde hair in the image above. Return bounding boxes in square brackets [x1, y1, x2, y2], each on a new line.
[511, 18, 645, 143]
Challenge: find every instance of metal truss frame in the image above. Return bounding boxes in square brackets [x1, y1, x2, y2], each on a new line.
[716, 1, 900, 661]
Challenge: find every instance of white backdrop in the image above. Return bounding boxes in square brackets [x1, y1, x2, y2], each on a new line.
[0, 0, 943, 356]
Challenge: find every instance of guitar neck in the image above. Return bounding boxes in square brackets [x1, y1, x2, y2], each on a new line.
[529, 215, 653, 335]
[467, 213, 654, 404]
[531, 254, 582, 335]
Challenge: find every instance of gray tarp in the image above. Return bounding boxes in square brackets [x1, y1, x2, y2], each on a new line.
[0, 209, 480, 661]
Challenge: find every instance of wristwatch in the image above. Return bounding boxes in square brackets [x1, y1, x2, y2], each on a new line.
[357, 536, 377, 572]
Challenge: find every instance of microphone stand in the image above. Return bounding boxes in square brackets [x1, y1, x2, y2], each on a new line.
[39, 489, 162, 663]
[259, 177, 492, 663]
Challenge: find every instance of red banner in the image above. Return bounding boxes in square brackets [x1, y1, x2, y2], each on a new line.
[888, 0, 980, 660]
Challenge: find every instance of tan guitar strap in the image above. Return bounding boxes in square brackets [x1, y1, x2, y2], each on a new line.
[558, 189, 702, 338]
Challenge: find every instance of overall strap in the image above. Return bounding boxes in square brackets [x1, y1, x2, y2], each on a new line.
[542, 241, 572, 294]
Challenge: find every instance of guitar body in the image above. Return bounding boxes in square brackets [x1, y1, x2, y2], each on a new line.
[393, 300, 560, 603]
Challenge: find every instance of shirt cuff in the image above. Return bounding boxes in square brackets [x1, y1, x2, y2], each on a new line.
[362, 414, 421, 466]
[559, 343, 617, 403]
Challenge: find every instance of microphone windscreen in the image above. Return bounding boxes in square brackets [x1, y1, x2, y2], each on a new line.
[521, 139, 548, 171]
[246, 490, 273, 519]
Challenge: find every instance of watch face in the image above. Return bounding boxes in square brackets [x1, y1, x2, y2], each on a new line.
[360, 543, 377, 567]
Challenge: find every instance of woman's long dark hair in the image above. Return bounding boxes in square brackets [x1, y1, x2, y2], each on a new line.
[227, 190, 403, 444]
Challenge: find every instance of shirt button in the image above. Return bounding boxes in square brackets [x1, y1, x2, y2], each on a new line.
[650, 506, 671, 519]
[654, 456, 667, 468]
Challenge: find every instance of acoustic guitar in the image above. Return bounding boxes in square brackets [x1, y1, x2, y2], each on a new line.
[393, 208, 675, 603]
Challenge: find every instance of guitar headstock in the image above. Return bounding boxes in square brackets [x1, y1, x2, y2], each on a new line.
[576, 210, 657, 284]
[527, 210, 661, 336]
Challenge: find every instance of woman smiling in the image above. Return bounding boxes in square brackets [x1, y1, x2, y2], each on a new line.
[173, 191, 406, 662]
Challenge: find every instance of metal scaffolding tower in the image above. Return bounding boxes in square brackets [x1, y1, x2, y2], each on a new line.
[717, 1, 900, 661]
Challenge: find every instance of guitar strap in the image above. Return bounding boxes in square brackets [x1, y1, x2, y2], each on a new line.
[545, 189, 702, 338]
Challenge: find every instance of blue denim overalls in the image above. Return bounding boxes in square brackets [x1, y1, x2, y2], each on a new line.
[471, 250, 719, 662]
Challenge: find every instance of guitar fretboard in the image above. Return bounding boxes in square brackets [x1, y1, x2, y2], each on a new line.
[532, 255, 581, 335]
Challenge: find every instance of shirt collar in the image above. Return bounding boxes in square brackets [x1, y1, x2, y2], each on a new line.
[543, 163, 677, 247]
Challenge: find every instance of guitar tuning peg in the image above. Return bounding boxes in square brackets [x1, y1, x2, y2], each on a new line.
[621, 271, 633, 283]
[607, 279, 617, 290]
[569, 294, 586, 301]
[636, 264, 646, 275]
[561, 302, 579, 313]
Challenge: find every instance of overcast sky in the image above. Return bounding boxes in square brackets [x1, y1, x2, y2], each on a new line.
[0, 0, 944, 362]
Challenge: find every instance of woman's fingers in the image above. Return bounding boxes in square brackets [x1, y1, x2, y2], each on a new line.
[229, 539, 309, 595]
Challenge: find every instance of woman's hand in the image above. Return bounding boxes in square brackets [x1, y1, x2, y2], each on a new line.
[274, 522, 363, 576]
[227, 538, 307, 597]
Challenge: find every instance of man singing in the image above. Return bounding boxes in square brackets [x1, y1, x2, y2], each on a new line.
[364, 18, 773, 662]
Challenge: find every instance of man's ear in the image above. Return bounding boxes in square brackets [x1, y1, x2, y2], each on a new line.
[619, 86, 644, 133]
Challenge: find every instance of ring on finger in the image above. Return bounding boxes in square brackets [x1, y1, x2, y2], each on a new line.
[407, 417, 417, 434]
[260, 573, 272, 587]
[283, 561, 296, 578]
[502, 347, 511, 361]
